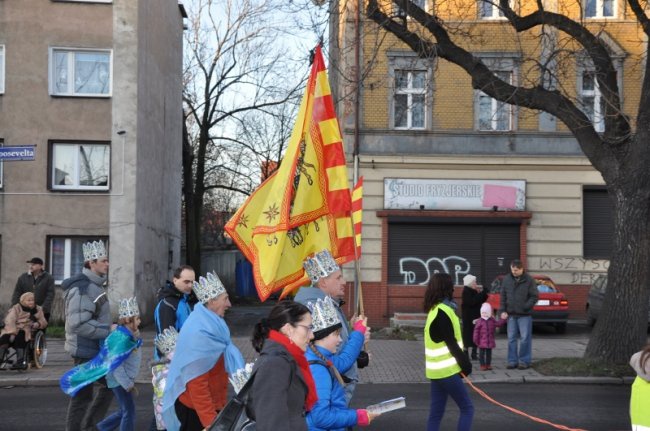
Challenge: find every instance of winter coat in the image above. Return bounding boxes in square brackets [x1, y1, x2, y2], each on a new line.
[106, 329, 142, 390]
[295, 286, 358, 403]
[12, 271, 56, 315]
[62, 269, 112, 359]
[249, 339, 309, 431]
[1, 303, 48, 342]
[472, 317, 506, 349]
[153, 281, 196, 358]
[306, 346, 358, 431]
[498, 272, 539, 316]
[461, 285, 488, 349]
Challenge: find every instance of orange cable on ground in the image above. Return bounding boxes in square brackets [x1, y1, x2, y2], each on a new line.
[461, 373, 588, 431]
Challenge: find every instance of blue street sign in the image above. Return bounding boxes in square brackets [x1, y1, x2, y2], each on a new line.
[0, 146, 36, 161]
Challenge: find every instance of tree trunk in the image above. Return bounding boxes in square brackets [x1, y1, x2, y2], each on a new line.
[585, 180, 650, 363]
[181, 115, 202, 275]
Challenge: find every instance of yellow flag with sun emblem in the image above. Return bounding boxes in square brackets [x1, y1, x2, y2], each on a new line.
[224, 45, 355, 301]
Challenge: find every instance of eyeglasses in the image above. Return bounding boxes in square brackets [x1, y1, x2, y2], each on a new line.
[294, 324, 314, 332]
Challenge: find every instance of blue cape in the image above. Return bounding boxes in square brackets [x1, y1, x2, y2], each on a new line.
[162, 302, 245, 431]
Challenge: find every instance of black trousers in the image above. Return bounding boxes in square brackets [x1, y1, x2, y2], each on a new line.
[0, 330, 27, 349]
[174, 399, 204, 431]
[65, 357, 114, 431]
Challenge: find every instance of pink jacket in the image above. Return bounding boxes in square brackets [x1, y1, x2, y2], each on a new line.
[472, 317, 505, 349]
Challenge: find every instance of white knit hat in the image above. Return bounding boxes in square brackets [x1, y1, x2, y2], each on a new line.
[480, 302, 492, 317]
[463, 274, 477, 286]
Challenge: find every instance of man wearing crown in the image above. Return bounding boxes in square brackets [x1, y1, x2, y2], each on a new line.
[162, 271, 246, 431]
[295, 249, 371, 405]
[61, 239, 114, 431]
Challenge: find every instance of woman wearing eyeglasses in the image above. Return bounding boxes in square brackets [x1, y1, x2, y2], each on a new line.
[249, 300, 318, 431]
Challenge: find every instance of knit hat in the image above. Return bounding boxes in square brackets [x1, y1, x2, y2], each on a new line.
[463, 274, 477, 287]
[480, 302, 492, 319]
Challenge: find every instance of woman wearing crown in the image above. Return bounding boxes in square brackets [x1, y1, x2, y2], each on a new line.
[161, 271, 246, 431]
[304, 297, 377, 431]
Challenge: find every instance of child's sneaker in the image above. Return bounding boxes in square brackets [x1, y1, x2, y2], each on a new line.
[480, 365, 488, 371]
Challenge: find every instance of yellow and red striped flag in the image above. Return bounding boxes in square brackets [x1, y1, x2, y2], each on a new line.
[224, 45, 355, 301]
[352, 177, 363, 257]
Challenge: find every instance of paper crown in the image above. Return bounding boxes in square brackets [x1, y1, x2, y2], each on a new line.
[229, 362, 254, 394]
[303, 250, 340, 284]
[307, 296, 342, 335]
[118, 297, 140, 319]
[83, 240, 107, 262]
[193, 271, 226, 304]
[154, 327, 178, 356]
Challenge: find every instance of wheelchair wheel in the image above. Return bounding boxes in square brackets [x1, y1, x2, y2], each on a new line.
[32, 331, 47, 369]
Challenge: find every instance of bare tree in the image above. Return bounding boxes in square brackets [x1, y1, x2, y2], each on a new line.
[182, 0, 306, 273]
[360, 0, 650, 363]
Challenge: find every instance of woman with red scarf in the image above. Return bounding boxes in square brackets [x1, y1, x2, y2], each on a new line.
[250, 300, 317, 431]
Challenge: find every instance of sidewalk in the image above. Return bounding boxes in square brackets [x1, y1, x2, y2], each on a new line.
[0, 326, 633, 387]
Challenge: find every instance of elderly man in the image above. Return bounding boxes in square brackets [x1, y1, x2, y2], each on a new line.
[12, 257, 55, 321]
[295, 249, 370, 405]
[162, 271, 245, 431]
[62, 240, 114, 431]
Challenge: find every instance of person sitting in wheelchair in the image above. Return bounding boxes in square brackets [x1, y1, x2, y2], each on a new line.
[0, 292, 48, 370]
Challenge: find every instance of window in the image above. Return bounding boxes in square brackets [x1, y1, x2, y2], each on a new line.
[579, 71, 605, 132]
[478, 70, 513, 131]
[585, 0, 615, 18]
[583, 187, 612, 259]
[478, 0, 514, 19]
[0, 45, 4, 94]
[394, 0, 426, 17]
[394, 69, 427, 129]
[49, 48, 112, 96]
[49, 236, 108, 283]
[49, 141, 110, 190]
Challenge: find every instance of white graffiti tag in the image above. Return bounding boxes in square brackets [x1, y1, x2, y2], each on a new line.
[399, 256, 471, 285]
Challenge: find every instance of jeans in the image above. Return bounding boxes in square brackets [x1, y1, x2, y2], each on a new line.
[97, 386, 135, 431]
[478, 348, 492, 366]
[427, 374, 474, 431]
[66, 358, 114, 431]
[507, 315, 532, 366]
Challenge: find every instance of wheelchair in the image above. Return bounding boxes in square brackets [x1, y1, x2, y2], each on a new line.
[0, 326, 47, 371]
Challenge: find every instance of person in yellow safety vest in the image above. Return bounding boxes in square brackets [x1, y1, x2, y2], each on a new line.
[630, 344, 650, 430]
[423, 273, 474, 431]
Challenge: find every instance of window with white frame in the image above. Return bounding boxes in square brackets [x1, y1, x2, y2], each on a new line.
[50, 141, 110, 190]
[479, 0, 511, 19]
[585, 0, 615, 18]
[393, 69, 427, 129]
[49, 48, 112, 96]
[394, 0, 426, 17]
[477, 70, 513, 131]
[579, 71, 605, 132]
[0, 45, 5, 94]
[49, 236, 108, 283]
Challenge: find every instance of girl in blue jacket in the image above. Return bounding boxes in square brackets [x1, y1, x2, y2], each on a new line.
[305, 297, 375, 431]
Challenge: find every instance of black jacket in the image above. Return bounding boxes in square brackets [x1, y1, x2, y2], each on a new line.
[12, 271, 55, 314]
[461, 285, 488, 348]
[249, 339, 308, 431]
[499, 272, 539, 316]
[154, 281, 197, 333]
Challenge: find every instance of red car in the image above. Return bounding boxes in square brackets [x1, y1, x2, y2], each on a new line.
[486, 274, 569, 334]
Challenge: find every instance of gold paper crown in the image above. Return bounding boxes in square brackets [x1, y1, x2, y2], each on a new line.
[82, 240, 107, 261]
[303, 250, 340, 284]
[307, 296, 341, 334]
[118, 296, 140, 319]
[192, 271, 226, 304]
[154, 327, 178, 356]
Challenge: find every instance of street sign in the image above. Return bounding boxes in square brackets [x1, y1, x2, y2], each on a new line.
[0, 146, 36, 161]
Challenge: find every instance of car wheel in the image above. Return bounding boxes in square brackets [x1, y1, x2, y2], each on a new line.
[555, 323, 567, 334]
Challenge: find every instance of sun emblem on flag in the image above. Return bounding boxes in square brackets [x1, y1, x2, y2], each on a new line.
[237, 214, 249, 229]
[263, 203, 280, 223]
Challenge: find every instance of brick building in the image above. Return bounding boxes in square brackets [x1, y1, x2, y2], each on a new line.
[330, 0, 643, 326]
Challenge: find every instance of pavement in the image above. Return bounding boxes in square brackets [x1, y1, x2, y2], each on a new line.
[0, 310, 635, 388]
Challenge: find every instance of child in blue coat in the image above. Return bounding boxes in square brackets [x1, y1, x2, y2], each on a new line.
[305, 297, 376, 431]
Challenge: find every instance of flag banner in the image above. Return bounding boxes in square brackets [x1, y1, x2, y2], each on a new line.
[352, 177, 363, 257]
[224, 45, 354, 301]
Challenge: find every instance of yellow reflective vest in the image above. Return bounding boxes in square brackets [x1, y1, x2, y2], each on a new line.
[424, 302, 464, 380]
[631, 376, 650, 430]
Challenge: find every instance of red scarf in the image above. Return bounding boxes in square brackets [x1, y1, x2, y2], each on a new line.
[268, 329, 318, 411]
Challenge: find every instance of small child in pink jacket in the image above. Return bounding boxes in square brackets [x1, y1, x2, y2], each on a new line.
[473, 303, 506, 370]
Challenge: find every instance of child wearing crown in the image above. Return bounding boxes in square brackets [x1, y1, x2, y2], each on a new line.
[305, 296, 377, 430]
[151, 327, 178, 430]
[60, 296, 143, 431]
